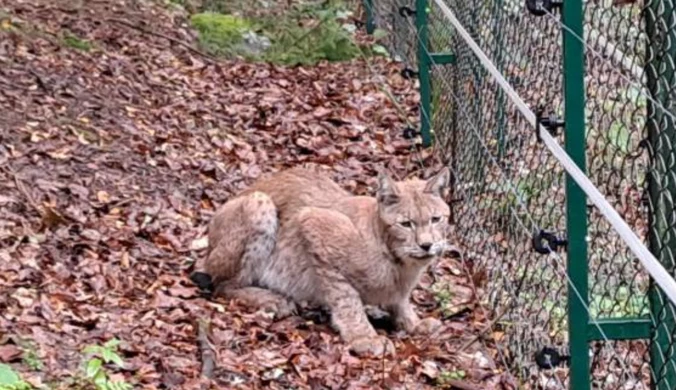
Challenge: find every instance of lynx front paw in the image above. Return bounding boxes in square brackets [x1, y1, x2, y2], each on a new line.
[262, 298, 298, 319]
[412, 317, 442, 335]
[349, 336, 395, 357]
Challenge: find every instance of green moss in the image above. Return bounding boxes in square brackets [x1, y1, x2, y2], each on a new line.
[190, 12, 251, 57]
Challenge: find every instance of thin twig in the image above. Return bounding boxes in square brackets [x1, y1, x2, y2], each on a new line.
[457, 305, 509, 352]
[456, 251, 511, 353]
[3, 167, 42, 215]
[106, 18, 217, 64]
[197, 318, 216, 378]
[445, 378, 484, 390]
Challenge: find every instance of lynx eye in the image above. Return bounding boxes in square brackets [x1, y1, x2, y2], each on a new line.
[399, 220, 414, 228]
[431, 216, 442, 224]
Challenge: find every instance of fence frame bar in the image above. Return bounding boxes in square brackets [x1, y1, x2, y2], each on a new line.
[645, 0, 676, 387]
[587, 318, 652, 341]
[429, 53, 456, 64]
[561, 0, 590, 387]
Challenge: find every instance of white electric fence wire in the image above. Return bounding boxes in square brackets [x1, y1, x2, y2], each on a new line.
[418, 7, 674, 386]
[497, 2, 676, 337]
[540, 8, 676, 128]
[414, 42, 642, 389]
[433, 0, 676, 308]
[540, 4, 676, 380]
[541, 6, 676, 270]
[401, 1, 674, 385]
[402, 15, 641, 385]
[504, 2, 676, 368]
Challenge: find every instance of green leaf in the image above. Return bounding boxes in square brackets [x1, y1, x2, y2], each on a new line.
[93, 370, 108, 387]
[83, 346, 101, 356]
[108, 352, 125, 369]
[372, 28, 388, 40]
[102, 349, 114, 364]
[109, 381, 133, 390]
[0, 364, 20, 385]
[103, 339, 121, 349]
[371, 44, 389, 57]
[86, 358, 103, 379]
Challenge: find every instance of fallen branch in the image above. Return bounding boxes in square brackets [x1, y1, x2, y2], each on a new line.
[106, 18, 217, 64]
[197, 318, 215, 378]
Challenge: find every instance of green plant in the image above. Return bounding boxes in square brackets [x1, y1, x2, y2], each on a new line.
[432, 281, 456, 316]
[190, 12, 251, 57]
[20, 344, 42, 372]
[255, 5, 360, 66]
[82, 339, 131, 390]
[189, 1, 370, 66]
[62, 32, 92, 52]
[437, 369, 466, 384]
[0, 364, 31, 390]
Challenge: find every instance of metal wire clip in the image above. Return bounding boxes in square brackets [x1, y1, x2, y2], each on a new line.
[401, 67, 419, 80]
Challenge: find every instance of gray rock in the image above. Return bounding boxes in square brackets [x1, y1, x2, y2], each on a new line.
[239, 30, 272, 56]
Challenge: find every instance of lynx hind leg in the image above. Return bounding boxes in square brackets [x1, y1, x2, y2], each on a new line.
[217, 285, 297, 319]
[191, 191, 279, 295]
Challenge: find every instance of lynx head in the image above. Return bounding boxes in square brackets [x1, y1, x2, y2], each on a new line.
[376, 168, 453, 266]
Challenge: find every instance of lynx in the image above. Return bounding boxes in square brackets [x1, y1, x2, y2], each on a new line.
[191, 166, 454, 356]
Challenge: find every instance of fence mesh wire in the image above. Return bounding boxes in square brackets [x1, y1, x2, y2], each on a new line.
[366, 0, 676, 388]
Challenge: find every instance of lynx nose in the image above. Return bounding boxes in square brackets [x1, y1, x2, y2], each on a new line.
[419, 243, 433, 252]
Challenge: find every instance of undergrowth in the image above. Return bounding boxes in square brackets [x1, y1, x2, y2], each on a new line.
[0, 339, 131, 390]
[187, 0, 387, 65]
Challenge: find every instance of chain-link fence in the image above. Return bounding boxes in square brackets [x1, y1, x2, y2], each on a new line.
[363, 0, 676, 388]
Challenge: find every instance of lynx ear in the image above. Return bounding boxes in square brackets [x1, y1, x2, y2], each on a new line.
[377, 171, 400, 205]
[424, 167, 450, 196]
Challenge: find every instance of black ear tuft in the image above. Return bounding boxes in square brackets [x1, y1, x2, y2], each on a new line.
[377, 171, 400, 205]
[190, 272, 214, 296]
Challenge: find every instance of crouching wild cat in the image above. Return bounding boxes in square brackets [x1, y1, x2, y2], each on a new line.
[191, 166, 454, 356]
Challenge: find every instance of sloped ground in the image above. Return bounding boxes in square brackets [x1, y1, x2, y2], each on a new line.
[0, 0, 515, 388]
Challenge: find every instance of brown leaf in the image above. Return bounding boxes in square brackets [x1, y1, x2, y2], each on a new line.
[0, 344, 23, 362]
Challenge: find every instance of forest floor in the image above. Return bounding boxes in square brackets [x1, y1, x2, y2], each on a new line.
[0, 0, 515, 388]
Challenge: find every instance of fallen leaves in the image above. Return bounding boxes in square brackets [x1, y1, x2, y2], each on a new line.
[0, 0, 510, 388]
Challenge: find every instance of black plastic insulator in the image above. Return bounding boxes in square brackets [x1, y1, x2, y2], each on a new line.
[535, 347, 571, 369]
[398, 6, 416, 17]
[532, 230, 568, 254]
[403, 126, 419, 139]
[525, 0, 563, 16]
[535, 107, 565, 142]
[401, 67, 419, 80]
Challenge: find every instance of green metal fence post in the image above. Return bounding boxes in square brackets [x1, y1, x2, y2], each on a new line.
[363, 0, 375, 34]
[645, 1, 676, 388]
[415, 0, 432, 147]
[561, 0, 590, 388]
